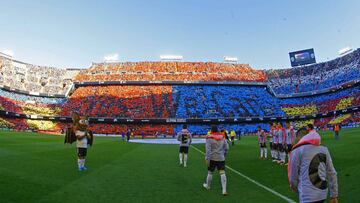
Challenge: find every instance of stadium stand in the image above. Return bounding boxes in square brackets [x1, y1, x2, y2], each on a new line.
[0, 116, 28, 130]
[0, 89, 66, 104]
[0, 56, 78, 95]
[280, 86, 360, 115]
[173, 85, 283, 118]
[60, 85, 174, 118]
[0, 90, 63, 117]
[267, 48, 360, 94]
[0, 51, 359, 135]
[74, 62, 266, 82]
[1, 83, 358, 134]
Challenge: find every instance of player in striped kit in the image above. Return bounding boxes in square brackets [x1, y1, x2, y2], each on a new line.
[277, 123, 287, 165]
[268, 123, 275, 159]
[272, 123, 279, 162]
[257, 126, 267, 159]
[285, 122, 296, 165]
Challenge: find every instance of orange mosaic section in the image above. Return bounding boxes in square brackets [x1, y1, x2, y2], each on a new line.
[75, 62, 266, 82]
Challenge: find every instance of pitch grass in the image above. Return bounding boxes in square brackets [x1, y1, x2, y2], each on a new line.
[0, 128, 359, 203]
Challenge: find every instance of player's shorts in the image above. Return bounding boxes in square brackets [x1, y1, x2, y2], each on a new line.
[286, 144, 293, 153]
[269, 142, 273, 149]
[259, 143, 266, 148]
[278, 144, 285, 152]
[230, 137, 235, 141]
[77, 147, 87, 157]
[273, 143, 278, 150]
[208, 160, 225, 172]
[179, 146, 189, 154]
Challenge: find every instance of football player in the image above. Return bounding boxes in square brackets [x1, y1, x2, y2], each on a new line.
[203, 125, 229, 196]
[285, 122, 296, 164]
[277, 123, 287, 165]
[257, 126, 267, 159]
[177, 124, 192, 167]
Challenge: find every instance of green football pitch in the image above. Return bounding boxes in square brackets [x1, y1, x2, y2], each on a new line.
[1, 128, 359, 203]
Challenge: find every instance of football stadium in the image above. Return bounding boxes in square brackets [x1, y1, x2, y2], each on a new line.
[0, 1, 359, 203]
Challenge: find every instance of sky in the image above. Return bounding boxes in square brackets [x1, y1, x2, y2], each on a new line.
[0, 0, 359, 69]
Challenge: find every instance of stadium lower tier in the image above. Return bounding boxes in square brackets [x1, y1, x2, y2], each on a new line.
[56, 84, 357, 118]
[1, 112, 359, 135]
[61, 85, 174, 118]
[0, 85, 359, 120]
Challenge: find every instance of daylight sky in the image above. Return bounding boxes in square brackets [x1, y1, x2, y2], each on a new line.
[0, 0, 359, 69]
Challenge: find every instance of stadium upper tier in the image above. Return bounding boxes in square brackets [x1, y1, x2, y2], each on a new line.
[267, 48, 360, 95]
[1, 48, 360, 96]
[0, 55, 78, 96]
[74, 62, 266, 82]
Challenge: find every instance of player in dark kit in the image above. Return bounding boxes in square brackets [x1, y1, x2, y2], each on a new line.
[177, 125, 192, 167]
[126, 129, 131, 142]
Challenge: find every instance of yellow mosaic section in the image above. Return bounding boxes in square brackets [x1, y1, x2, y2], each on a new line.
[336, 97, 354, 110]
[329, 114, 351, 125]
[292, 119, 314, 129]
[21, 105, 61, 116]
[282, 105, 317, 116]
[27, 120, 58, 130]
[0, 117, 15, 128]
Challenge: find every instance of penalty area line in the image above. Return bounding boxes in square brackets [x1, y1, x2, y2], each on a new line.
[190, 145, 297, 203]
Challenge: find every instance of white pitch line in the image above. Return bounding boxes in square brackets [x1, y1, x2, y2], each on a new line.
[191, 145, 297, 203]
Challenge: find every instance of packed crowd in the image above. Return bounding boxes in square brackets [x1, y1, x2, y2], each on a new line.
[26, 119, 60, 131]
[0, 57, 78, 95]
[0, 49, 359, 134]
[0, 89, 64, 116]
[61, 85, 174, 118]
[328, 114, 351, 125]
[173, 85, 283, 118]
[0, 96, 23, 113]
[0, 89, 66, 104]
[0, 116, 28, 130]
[281, 85, 360, 114]
[1, 81, 358, 120]
[74, 62, 267, 82]
[267, 48, 360, 94]
[1, 48, 358, 98]
[282, 97, 355, 116]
